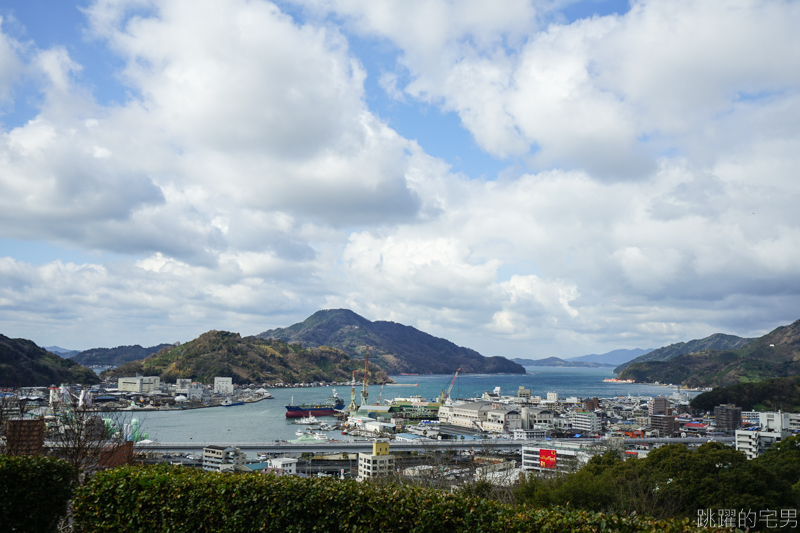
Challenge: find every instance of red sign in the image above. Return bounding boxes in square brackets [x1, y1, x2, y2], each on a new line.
[539, 449, 557, 469]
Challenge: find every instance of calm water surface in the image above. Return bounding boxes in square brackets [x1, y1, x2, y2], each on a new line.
[139, 366, 687, 447]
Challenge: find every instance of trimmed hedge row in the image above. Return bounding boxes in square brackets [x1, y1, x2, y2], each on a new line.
[72, 465, 727, 533]
[0, 455, 77, 533]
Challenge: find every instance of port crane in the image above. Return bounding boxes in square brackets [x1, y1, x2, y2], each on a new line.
[438, 368, 460, 404]
[377, 381, 386, 404]
[348, 371, 358, 412]
[360, 346, 370, 407]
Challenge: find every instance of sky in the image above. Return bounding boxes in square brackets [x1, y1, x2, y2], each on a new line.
[1, 0, 799, 358]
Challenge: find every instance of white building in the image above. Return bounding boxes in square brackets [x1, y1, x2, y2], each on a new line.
[202, 445, 246, 472]
[483, 407, 523, 434]
[186, 384, 205, 401]
[735, 411, 793, 460]
[358, 441, 395, 481]
[570, 411, 602, 435]
[118, 376, 160, 393]
[521, 443, 600, 474]
[513, 428, 549, 440]
[268, 457, 298, 474]
[176, 378, 192, 394]
[214, 377, 234, 395]
[546, 392, 558, 402]
[439, 401, 522, 434]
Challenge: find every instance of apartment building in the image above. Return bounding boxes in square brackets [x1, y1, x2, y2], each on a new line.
[358, 441, 395, 481]
[202, 445, 246, 472]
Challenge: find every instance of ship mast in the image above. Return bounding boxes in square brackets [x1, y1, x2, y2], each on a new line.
[348, 370, 358, 412]
[360, 346, 369, 407]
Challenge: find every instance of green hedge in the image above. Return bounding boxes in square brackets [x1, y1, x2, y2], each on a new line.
[0, 455, 77, 533]
[72, 465, 725, 533]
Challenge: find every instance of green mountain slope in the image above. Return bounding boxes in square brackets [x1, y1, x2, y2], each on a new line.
[0, 334, 100, 387]
[617, 319, 800, 388]
[614, 333, 754, 373]
[257, 309, 525, 375]
[72, 344, 173, 366]
[690, 376, 800, 412]
[100, 330, 389, 385]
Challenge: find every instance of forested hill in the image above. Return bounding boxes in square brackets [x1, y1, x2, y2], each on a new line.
[617, 319, 800, 388]
[0, 334, 100, 387]
[100, 330, 389, 385]
[690, 376, 800, 413]
[72, 344, 173, 366]
[614, 333, 754, 373]
[257, 309, 525, 375]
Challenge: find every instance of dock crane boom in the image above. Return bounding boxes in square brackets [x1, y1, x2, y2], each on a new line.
[360, 346, 369, 407]
[377, 381, 385, 404]
[446, 368, 460, 401]
[348, 370, 358, 412]
[439, 368, 461, 404]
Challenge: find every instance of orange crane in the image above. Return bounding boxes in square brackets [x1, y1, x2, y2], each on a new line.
[439, 368, 460, 404]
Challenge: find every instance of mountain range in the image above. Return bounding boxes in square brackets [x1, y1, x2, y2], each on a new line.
[568, 348, 653, 366]
[71, 344, 173, 366]
[1, 335, 100, 387]
[512, 357, 615, 368]
[257, 309, 525, 375]
[614, 334, 754, 373]
[616, 319, 800, 388]
[101, 330, 389, 385]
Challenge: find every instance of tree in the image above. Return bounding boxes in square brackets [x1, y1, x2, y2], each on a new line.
[46, 386, 138, 480]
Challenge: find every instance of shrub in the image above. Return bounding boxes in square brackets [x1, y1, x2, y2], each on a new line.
[0, 455, 77, 533]
[72, 464, 721, 533]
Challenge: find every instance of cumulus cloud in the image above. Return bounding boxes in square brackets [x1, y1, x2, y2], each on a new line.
[1, 0, 799, 357]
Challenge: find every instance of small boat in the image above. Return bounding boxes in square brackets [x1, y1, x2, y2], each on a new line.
[296, 414, 319, 425]
[312, 432, 328, 440]
[295, 429, 309, 437]
[221, 398, 244, 406]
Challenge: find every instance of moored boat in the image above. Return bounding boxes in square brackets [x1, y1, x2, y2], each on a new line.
[285, 389, 345, 418]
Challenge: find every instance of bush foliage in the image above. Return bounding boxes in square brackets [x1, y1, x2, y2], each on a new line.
[0, 455, 77, 533]
[72, 464, 721, 533]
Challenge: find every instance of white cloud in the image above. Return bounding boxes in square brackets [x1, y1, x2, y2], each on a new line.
[0, 0, 799, 358]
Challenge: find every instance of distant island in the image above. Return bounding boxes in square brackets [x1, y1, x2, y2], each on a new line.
[512, 357, 614, 368]
[258, 309, 525, 375]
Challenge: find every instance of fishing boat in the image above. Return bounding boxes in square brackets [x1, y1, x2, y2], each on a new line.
[221, 398, 244, 407]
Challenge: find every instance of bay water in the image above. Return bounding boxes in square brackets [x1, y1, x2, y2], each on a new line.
[138, 366, 686, 447]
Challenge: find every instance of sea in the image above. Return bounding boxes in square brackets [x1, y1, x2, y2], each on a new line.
[138, 366, 693, 450]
